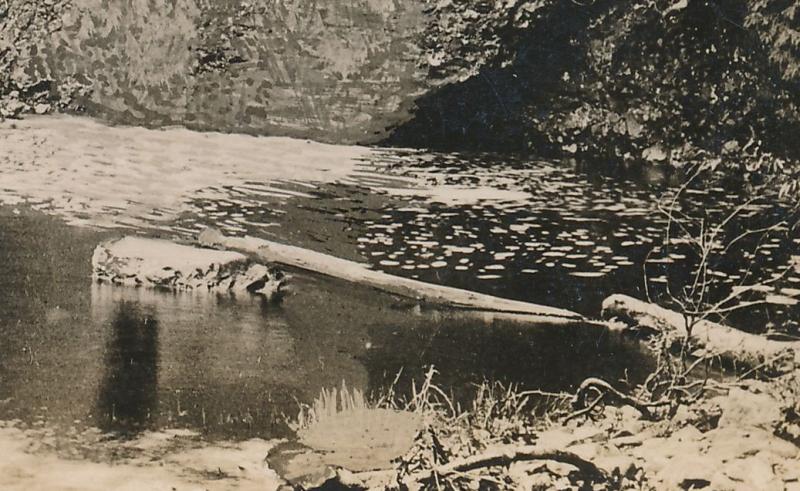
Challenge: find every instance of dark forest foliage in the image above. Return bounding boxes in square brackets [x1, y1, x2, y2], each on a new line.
[389, 0, 800, 194]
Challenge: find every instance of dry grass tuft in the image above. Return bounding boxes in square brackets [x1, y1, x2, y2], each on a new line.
[290, 381, 370, 433]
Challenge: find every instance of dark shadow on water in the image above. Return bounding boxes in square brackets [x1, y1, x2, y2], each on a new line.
[0, 208, 660, 441]
[362, 315, 654, 406]
[96, 302, 160, 435]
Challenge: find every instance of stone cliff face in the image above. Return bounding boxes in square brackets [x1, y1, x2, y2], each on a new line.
[9, 0, 430, 143]
[5, 0, 800, 168]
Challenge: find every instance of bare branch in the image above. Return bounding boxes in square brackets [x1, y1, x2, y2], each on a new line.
[400, 444, 607, 486]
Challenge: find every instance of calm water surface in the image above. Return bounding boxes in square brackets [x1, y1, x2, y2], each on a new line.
[0, 208, 650, 440]
[1, 148, 797, 440]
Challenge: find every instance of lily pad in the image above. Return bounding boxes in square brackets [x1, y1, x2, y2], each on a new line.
[765, 294, 799, 306]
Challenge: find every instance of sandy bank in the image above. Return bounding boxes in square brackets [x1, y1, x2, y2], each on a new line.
[0, 115, 371, 228]
[0, 422, 281, 491]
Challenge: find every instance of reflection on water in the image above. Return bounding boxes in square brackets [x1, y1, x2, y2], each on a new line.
[165, 151, 799, 330]
[87, 283, 310, 439]
[0, 209, 653, 439]
[1, 124, 796, 327]
[97, 303, 159, 435]
[1, 141, 796, 440]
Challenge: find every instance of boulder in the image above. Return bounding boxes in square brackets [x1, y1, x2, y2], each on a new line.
[714, 388, 782, 431]
[92, 237, 285, 300]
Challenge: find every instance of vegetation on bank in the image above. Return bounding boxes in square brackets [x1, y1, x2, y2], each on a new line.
[278, 356, 800, 490]
[390, 0, 800, 190]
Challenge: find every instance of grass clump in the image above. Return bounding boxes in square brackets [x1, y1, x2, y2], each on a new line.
[288, 368, 622, 490]
[290, 381, 370, 433]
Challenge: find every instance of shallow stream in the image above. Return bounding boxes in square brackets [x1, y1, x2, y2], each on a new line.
[0, 117, 797, 440]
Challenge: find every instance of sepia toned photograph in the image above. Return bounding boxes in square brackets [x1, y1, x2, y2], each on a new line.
[1, 1, 799, 489]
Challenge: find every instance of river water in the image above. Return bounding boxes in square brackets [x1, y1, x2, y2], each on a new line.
[0, 208, 651, 440]
[173, 149, 799, 330]
[0, 117, 798, 440]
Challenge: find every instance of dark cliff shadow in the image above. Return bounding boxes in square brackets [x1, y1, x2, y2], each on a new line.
[382, 1, 608, 154]
[96, 302, 160, 435]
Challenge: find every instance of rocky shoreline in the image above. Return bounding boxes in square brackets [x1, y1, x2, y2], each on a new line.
[0, 421, 282, 491]
[77, 230, 800, 490]
[261, 311, 800, 490]
[1, 355, 797, 491]
[0, 203, 795, 490]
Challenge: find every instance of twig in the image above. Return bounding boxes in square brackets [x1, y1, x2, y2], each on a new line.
[341, 444, 608, 490]
[563, 391, 606, 424]
[570, 377, 671, 420]
[403, 444, 606, 485]
[736, 350, 794, 381]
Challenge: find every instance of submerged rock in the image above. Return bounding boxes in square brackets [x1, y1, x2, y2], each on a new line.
[92, 237, 285, 300]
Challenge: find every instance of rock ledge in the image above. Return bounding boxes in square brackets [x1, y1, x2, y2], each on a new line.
[92, 237, 284, 299]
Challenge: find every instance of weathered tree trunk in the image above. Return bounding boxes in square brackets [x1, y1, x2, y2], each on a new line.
[200, 229, 588, 325]
[602, 294, 800, 370]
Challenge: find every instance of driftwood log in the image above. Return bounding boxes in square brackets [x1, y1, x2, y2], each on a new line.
[199, 228, 588, 325]
[602, 294, 800, 370]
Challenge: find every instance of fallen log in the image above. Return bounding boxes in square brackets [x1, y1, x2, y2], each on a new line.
[198, 228, 587, 325]
[602, 294, 800, 370]
[92, 236, 285, 299]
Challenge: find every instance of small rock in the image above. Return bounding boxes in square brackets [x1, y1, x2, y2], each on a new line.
[642, 145, 668, 162]
[507, 461, 541, 486]
[715, 388, 782, 431]
[594, 454, 641, 477]
[1, 99, 28, 117]
[266, 441, 336, 490]
[552, 476, 574, 490]
[717, 454, 782, 490]
[523, 471, 557, 490]
[545, 460, 578, 476]
[625, 115, 644, 137]
[657, 457, 714, 490]
[722, 139, 740, 153]
[670, 404, 697, 428]
[198, 227, 225, 249]
[33, 103, 51, 114]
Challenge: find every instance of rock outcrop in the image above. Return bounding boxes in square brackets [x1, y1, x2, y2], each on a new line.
[3, 0, 429, 143]
[5, 0, 800, 168]
[92, 237, 284, 300]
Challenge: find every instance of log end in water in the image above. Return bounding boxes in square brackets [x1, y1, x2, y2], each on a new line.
[601, 293, 800, 371]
